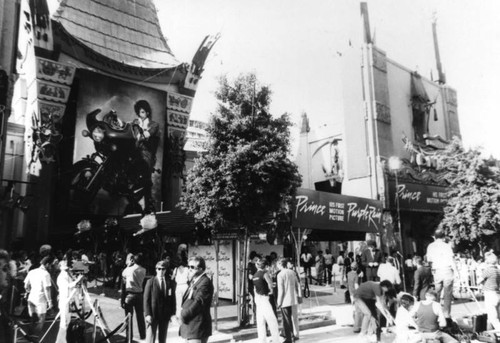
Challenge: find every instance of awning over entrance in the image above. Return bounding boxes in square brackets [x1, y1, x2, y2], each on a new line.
[292, 188, 383, 240]
[388, 181, 448, 213]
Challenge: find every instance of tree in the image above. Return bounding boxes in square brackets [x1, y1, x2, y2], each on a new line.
[179, 73, 302, 234]
[438, 137, 500, 250]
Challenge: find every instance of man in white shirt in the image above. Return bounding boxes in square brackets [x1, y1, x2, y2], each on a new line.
[121, 254, 147, 340]
[377, 257, 401, 287]
[426, 228, 457, 318]
[24, 256, 53, 339]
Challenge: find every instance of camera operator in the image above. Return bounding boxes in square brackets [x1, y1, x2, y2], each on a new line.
[55, 252, 84, 343]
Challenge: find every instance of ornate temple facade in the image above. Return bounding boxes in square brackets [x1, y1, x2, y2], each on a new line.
[1, 0, 217, 247]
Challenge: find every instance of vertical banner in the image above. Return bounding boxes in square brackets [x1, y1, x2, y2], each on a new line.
[189, 241, 234, 300]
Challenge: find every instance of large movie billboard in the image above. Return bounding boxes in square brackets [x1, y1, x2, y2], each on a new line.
[70, 70, 165, 215]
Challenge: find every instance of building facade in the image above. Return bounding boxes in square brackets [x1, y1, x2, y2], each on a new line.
[1, 0, 217, 248]
[296, 4, 460, 256]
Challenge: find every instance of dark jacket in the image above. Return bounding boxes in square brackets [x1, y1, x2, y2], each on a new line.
[413, 265, 433, 301]
[180, 274, 214, 339]
[361, 248, 383, 267]
[144, 276, 175, 319]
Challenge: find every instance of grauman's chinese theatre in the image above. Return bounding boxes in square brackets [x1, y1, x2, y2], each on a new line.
[2, 0, 218, 248]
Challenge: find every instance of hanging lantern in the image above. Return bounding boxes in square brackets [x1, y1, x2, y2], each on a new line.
[140, 214, 158, 230]
[76, 219, 91, 235]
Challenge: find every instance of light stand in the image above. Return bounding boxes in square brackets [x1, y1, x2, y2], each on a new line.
[389, 157, 406, 292]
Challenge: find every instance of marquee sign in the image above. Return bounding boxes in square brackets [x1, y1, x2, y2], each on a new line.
[292, 188, 381, 233]
[388, 181, 448, 212]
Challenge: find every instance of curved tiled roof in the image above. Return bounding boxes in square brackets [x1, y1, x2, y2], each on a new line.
[53, 0, 180, 69]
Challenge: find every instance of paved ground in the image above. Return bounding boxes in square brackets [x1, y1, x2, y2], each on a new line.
[10, 282, 487, 342]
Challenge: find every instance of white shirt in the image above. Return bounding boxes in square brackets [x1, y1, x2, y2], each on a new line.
[426, 239, 455, 270]
[25, 266, 51, 305]
[377, 263, 401, 285]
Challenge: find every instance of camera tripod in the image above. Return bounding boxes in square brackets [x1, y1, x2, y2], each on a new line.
[39, 281, 111, 343]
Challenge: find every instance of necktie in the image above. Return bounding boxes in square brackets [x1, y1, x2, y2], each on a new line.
[160, 278, 165, 296]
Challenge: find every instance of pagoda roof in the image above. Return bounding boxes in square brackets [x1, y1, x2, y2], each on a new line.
[53, 0, 180, 69]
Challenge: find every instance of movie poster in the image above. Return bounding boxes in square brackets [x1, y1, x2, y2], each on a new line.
[71, 70, 165, 215]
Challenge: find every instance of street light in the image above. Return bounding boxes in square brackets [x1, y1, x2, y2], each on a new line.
[388, 156, 407, 292]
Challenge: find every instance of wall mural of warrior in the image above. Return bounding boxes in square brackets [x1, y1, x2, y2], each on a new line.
[70, 70, 165, 216]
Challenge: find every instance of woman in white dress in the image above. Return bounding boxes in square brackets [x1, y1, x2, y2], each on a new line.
[172, 253, 189, 321]
[55, 255, 83, 343]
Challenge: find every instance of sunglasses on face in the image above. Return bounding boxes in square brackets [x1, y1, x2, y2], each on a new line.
[156, 268, 165, 270]
[188, 265, 198, 270]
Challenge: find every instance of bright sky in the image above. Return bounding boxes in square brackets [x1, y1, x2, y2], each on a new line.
[156, 0, 500, 159]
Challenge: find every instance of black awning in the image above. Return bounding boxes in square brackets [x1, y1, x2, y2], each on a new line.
[292, 188, 382, 234]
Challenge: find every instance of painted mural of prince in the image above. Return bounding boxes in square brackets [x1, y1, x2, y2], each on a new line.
[131, 99, 160, 213]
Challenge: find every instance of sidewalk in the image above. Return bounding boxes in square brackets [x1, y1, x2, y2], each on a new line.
[84, 283, 486, 343]
[12, 282, 486, 342]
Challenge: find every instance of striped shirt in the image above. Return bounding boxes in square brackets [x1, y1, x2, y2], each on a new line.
[482, 265, 500, 292]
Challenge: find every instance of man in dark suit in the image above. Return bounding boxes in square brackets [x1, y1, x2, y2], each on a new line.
[361, 240, 383, 281]
[144, 260, 175, 343]
[180, 256, 214, 343]
[412, 255, 433, 301]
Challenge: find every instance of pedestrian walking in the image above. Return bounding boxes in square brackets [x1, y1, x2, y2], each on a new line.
[144, 260, 176, 343]
[180, 256, 214, 343]
[277, 258, 301, 343]
[253, 258, 281, 343]
[426, 228, 457, 318]
[121, 253, 146, 340]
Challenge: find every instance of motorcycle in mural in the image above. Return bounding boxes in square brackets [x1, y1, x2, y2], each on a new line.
[70, 108, 158, 214]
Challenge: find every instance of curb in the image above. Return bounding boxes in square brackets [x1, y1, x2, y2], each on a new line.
[211, 316, 336, 343]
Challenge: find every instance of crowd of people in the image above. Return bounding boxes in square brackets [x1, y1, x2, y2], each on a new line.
[0, 245, 215, 343]
[1, 228, 500, 343]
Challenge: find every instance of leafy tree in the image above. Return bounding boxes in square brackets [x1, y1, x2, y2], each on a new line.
[179, 73, 302, 234]
[438, 137, 500, 250]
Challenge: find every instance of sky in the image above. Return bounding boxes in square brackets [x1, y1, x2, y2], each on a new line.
[155, 0, 500, 159]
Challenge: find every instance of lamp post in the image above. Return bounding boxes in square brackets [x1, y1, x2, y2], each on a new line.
[388, 156, 406, 292]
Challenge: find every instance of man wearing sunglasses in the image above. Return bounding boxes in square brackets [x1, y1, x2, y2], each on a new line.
[179, 256, 214, 343]
[143, 261, 175, 343]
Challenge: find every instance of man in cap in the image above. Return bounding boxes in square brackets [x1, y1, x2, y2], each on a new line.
[144, 260, 175, 343]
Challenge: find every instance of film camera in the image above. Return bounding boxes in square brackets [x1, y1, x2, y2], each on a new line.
[71, 260, 89, 275]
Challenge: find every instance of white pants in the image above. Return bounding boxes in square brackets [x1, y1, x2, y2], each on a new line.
[255, 293, 280, 343]
[484, 291, 500, 330]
